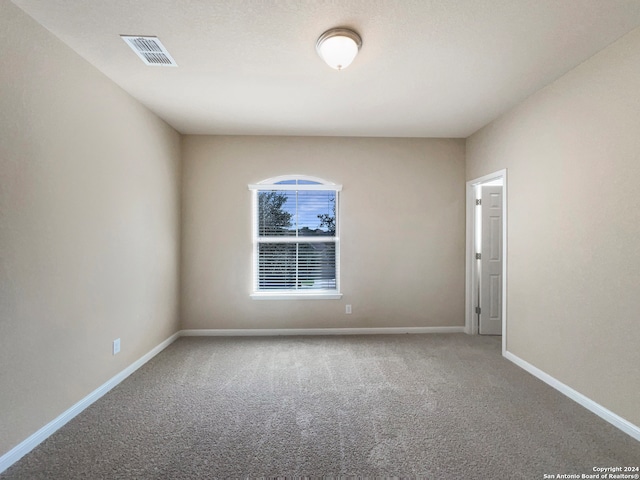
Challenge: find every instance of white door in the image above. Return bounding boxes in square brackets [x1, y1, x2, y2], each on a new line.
[479, 185, 503, 335]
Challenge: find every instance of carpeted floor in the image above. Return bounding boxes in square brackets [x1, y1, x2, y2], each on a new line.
[2, 334, 639, 479]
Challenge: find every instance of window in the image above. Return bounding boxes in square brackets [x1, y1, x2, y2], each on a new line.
[249, 175, 342, 299]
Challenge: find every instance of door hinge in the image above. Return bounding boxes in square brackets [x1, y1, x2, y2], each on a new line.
[475, 253, 481, 260]
[475, 306, 481, 314]
[475, 199, 481, 205]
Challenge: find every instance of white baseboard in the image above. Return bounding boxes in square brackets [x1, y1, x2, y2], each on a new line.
[504, 351, 640, 442]
[180, 326, 465, 336]
[0, 332, 181, 475]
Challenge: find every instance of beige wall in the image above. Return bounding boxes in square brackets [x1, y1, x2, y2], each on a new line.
[7, 0, 637, 459]
[0, 2, 182, 455]
[181, 136, 465, 329]
[466, 28, 640, 427]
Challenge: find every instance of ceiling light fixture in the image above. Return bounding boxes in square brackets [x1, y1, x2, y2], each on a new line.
[316, 28, 362, 70]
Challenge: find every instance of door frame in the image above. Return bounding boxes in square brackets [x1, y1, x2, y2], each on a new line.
[465, 169, 507, 355]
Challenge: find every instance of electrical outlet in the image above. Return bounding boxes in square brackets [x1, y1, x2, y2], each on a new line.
[113, 338, 121, 355]
[346, 304, 352, 314]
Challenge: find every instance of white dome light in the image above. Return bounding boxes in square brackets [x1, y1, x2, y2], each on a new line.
[316, 28, 362, 70]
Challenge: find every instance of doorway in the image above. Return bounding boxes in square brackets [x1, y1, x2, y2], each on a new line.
[465, 170, 507, 353]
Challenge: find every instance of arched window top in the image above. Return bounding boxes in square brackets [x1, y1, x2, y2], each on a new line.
[249, 175, 341, 191]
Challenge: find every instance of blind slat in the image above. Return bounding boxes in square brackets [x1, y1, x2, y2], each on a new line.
[257, 242, 337, 291]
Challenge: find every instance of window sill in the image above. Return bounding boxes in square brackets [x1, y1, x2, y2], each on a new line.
[251, 292, 343, 300]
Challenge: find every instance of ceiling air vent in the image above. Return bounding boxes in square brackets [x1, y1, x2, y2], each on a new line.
[121, 36, 177, 67]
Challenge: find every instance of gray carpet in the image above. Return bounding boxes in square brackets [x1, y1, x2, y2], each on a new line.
[2, 334, 639, 479]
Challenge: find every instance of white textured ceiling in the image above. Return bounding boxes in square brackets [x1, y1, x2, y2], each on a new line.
[11, 0, 640, 137]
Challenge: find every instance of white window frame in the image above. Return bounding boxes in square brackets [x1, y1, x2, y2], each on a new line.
[248, 175, 342, 300]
